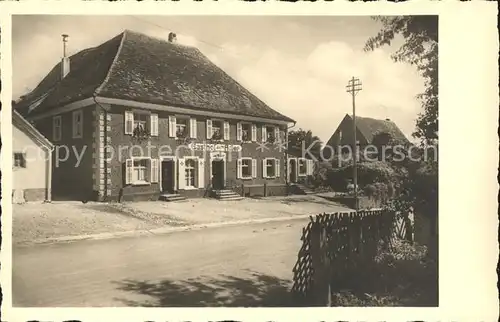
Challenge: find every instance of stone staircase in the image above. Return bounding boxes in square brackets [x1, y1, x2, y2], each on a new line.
[293, 183, 316, 195]
[159, 193, 187, 202]
[212, 189, 244, 201]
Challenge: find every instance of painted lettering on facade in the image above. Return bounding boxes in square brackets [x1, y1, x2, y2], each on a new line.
[188, 142, 242, 152]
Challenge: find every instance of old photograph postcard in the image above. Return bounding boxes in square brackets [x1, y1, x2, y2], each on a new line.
[0, 1, 498, 321]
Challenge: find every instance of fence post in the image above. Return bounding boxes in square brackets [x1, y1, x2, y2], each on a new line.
[241, 183, 244, 197]
[310, 221, 331, 306]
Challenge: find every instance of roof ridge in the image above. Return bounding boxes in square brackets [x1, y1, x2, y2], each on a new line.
[94, 31, 127, 96]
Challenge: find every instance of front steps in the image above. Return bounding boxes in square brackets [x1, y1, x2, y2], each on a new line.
[293, 184, 316, 195]
[213, 189, 244, 201]
[159, 193, 187, 202]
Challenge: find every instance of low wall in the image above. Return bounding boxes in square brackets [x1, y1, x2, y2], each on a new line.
[12, 188, 47, 203]
[321, 195, 382, 210]
[234, 184, 287, 198]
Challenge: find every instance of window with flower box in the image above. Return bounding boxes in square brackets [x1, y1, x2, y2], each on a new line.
[261, 125, 279, 143]
[212, 120, 222, 140]
[124, 110, 158, 137]
[176, 118, 189, 138]
[237, 122, 256, 142]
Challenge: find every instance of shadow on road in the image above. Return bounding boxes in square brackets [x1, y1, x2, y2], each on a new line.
[113, 271, 293, 307]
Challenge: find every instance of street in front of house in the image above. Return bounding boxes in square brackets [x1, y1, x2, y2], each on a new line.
[12, 195, 351, 307]
[13, 217, 309, 307]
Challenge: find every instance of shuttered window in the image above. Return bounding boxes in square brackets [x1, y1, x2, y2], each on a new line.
[72, 110, 83, 138]
[125, 158, 154, 185]
[53, 115, 62, 141]
[237, 158, 257, 179]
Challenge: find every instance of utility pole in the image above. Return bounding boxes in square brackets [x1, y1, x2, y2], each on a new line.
[346, 77, 362, 211]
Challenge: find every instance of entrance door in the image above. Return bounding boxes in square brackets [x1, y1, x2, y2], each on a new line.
[289, 159, 297, 183]
[211, 160, 225, 190]
[161, 160, 175, 193]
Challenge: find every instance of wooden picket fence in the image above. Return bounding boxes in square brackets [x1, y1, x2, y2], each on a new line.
[291, 209, 397, 306]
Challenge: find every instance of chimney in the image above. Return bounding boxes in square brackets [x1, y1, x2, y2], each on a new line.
[61, 34, 70, 79]
[168, 32, 177, 43]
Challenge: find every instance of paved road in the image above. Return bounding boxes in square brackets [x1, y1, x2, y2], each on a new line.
[13, 217, 309, 307]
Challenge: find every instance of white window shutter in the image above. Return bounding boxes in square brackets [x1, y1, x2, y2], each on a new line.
[125, 159, 133, 184]
[237, 159, 242, 179]
[275, 159, 280, 177]
[178, 158, 186, 189]
[223, 121, 230, 140]
[251, 124, 257, 142]
[206, 119, 213, 139]
[150, 113, 159, 136]
[262, 159, 268, 178]
[150, 159, 159, 183]
[125, 111, 134, 135]
[237, 122, 242, 141]
[197, 158, 205, 188]
[168, 115, 176, 138]
[274, 127, 279, 142]
[190, 118, 197, 139]
[308, 159, 314, 175]
[261, 126, 267, 142]
[252, 159, 257, 178]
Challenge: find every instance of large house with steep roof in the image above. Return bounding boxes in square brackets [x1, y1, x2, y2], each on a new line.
[15, 30, 296, 202]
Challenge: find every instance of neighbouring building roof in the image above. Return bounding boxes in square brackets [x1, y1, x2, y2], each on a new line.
[327, 114, 409, 145]
[352, 115, 409, 143]
[15, 30, 295, 123]
[12, 109, 54, 148]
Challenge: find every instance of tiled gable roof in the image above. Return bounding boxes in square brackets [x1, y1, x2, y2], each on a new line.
[12, 110, 53, 148]
[15, 33, 123, 116]
[16, 30, 295, 123]
[352, 115, 409, 143]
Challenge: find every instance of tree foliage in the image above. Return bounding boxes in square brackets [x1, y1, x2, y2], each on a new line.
[365, 16, 438, 145]
[288, 128, 322, 159]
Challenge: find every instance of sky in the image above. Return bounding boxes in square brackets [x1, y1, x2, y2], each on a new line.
[12, 15, 426, 143]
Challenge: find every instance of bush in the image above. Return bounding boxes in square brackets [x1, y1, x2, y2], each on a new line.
[311, 161, 332, 188]
[324, 161, 397, 192]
